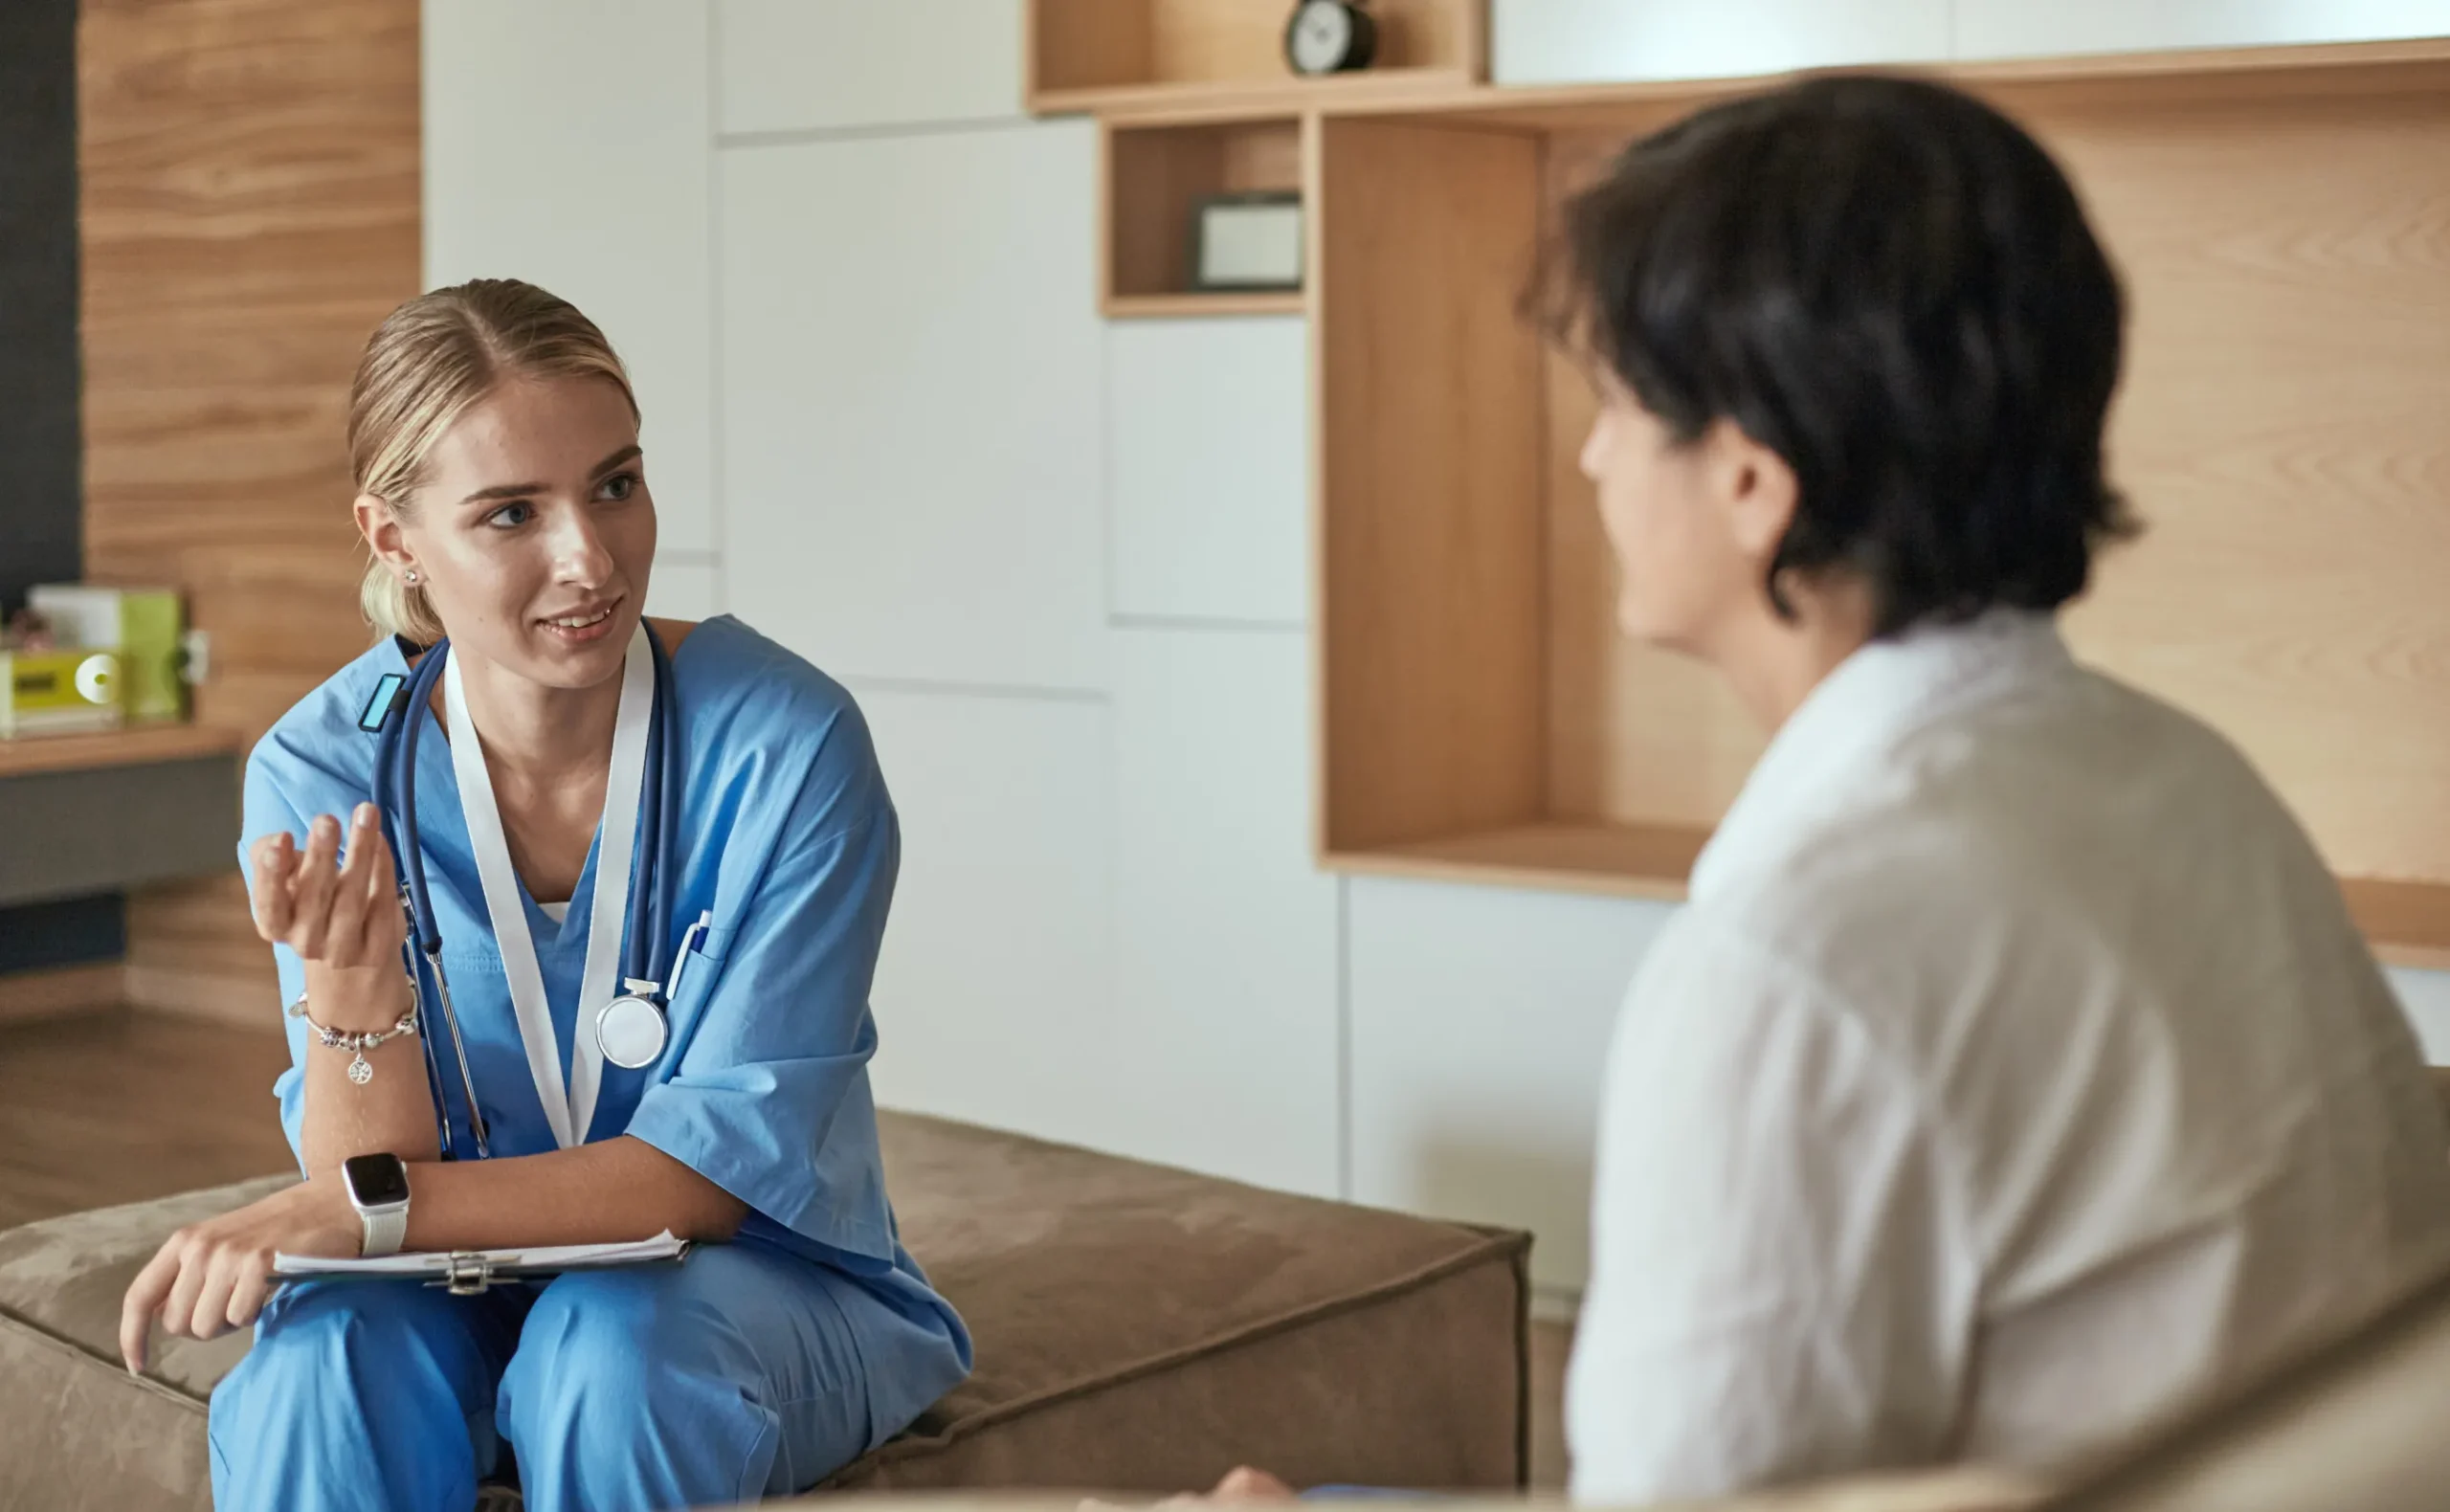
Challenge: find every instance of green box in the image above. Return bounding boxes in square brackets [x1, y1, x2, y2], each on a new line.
[27, 585, 188, 723]
[0, 649, 123, 737]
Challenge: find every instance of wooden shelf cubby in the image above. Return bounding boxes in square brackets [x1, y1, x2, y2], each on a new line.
[1102, 113, 1308, 316]
[1030, 0, 1487, 117]
[1310, 39, 2450, 965]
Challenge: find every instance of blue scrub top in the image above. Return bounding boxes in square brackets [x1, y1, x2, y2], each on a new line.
[241, 613, 970, 1448]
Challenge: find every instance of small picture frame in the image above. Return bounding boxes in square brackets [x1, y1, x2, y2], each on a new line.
[1189, 190, 1304, 293]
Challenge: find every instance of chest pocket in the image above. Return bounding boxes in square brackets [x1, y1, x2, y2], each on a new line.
[648, 925, 731, 1072]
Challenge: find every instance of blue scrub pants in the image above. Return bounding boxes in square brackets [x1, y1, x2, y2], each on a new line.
[209, 1240, 879, 1510]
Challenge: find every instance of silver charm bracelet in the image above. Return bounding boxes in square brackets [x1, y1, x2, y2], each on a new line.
[287, 983, 420, 1086]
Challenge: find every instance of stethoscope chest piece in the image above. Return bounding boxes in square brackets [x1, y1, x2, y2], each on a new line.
[597, 986, 670, 1070]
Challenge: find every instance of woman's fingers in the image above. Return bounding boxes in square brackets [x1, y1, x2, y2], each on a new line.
[249, 833, 298, 943]
[288, 814, 344, 960]
[1210, 1469, 1298, 1503]
[192, 1244, 277, 1343]
[189, 1250, 244, 1342]
[118, 1235, 185, 1373]
[224, 1254, 276, 1336]
[324, 805, 379, 965]
[159, 1230, 212, 1344]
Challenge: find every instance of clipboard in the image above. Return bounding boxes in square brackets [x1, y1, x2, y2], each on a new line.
[272, 1232, 691, 1296]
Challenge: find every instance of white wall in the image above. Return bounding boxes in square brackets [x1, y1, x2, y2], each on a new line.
[1493, 0, 2450, 83]
[426, 0, 2450, 1305]
[422, 0, 720, 610]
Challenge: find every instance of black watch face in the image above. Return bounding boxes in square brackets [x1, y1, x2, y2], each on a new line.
[344, 1153, 411, 1207]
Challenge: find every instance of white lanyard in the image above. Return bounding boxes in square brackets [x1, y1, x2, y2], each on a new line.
[443, 627, 655, 1148]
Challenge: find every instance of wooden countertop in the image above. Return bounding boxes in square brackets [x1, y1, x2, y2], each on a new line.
[0, 724, 242, 780]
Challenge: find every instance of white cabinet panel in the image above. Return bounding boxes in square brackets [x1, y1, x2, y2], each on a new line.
[422, 0, 717, 556]
[1492, 0, 1948, 84]
[648, 556, 722, 622]
[1109, 319, 1310, 626]
[721, 122, 1107, 692]
[718, 0, 1024, 136]
[1112, 627, 1340, 1196]
[857, 686, 1130, 1153]
[2390, 966, 2450, 1065]
[1349, 877, 1678, 1294]
[1955, 0, 2450, 60]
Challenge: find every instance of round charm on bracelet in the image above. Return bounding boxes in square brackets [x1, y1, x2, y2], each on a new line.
[287, 984, 421, 1085]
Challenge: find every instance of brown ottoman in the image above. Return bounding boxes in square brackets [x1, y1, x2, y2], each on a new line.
[0, 1111, 1529, 1508]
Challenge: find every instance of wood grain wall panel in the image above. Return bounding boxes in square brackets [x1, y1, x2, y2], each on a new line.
[1316, 118, 1548, 854]
[2039, 93, 2450, 887]
[79, 0, 421, 1014]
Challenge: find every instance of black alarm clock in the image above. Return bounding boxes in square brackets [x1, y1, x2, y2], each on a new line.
[1284, 0, 1377, 77]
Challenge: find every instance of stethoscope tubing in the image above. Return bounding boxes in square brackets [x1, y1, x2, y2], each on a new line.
[375, 624, 680, 1160]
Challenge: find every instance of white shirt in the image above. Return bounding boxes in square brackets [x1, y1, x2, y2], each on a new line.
[1566, 611, 2450, 1502]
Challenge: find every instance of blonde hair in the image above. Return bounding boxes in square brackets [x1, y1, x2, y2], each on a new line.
[348, 278, 640, 644]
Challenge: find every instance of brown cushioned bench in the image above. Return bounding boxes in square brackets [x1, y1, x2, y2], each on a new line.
[0, 1111, 1529, 1509]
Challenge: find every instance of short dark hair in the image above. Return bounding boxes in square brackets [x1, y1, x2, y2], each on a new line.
[1540, 74, 2137, 635]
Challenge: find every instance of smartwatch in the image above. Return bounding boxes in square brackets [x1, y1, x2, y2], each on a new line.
[342, 1153, 412, 1257]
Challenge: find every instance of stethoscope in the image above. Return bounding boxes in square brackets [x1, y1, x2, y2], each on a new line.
[368, 625, 682, 1160]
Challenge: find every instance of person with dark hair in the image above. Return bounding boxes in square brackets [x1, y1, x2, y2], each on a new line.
[1197, 74, 2450, 1507]
[1546, 74, 2450, 1501]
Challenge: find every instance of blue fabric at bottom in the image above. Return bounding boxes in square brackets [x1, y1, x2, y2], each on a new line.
[209, 1236, 958, 1511]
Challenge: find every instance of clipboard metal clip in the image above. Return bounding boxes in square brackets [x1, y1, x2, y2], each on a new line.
[433, 1252, 498, 1296]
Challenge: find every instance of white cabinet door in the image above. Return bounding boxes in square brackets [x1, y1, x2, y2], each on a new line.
[2390, 966, 2450, 1065]
[1348, 876, 1679, 1295]
[858, 685, 1130, 1154]
[721, 122, 1107, 693]
[1109, 319, 1311, 627]
[1955, 0, 2450, 60]
[719, 0, 1025, 137]
[423, 0, 718, 558]
[1111, 627, 1341, 1197]
[1493, 0, 1948, 85]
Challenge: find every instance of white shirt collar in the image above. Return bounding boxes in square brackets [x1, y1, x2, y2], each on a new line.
[1688, 610, 2074, 901]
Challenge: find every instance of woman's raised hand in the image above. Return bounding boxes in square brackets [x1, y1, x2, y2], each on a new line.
[249, 803, 406, 969]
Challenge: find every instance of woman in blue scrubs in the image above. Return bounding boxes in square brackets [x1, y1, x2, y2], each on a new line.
[114, 278, 970, 1509]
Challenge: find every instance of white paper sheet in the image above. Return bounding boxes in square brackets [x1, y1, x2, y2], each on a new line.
[273, 1231, 687, 1279]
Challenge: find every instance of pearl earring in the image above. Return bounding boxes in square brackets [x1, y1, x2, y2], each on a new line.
[404, 570, 419, 585]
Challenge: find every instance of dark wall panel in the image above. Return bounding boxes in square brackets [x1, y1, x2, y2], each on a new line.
[0, 0, 82, 614]
[0, 896, 124, 975]
[0, 0, 99, 972]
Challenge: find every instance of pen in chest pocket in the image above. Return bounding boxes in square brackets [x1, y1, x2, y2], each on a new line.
[662, 910, 715, 1007]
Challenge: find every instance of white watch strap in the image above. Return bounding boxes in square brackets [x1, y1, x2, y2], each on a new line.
[360, 1204, 409, 1258]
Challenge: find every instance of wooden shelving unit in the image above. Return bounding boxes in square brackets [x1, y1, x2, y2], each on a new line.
[0, 723, 240, 780]
[1306, 37, 2450, 965]
[1107, 291, 1306, 319]
[1029, 0, 1486, 116]
[1034, 19, 2450, 962]
[1056, 1, 1489, 317]
[1102, 113, 1309, 316]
